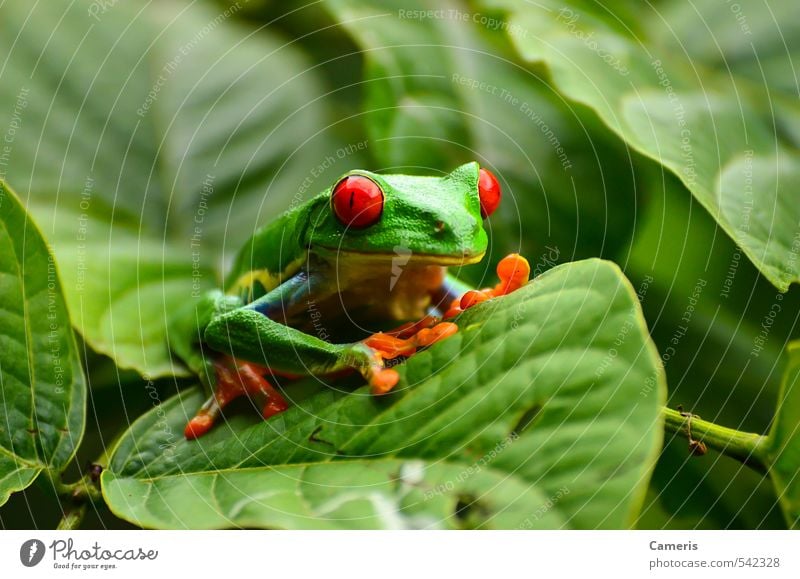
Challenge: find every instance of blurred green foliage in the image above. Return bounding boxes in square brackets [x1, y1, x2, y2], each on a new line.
[1, 0, 798, 528]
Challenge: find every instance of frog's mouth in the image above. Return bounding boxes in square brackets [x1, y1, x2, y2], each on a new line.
[313, 246, 485, 267]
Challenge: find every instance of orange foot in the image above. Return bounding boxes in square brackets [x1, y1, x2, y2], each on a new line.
[184, 356, 289, 440]
[362, 316, 459, 395]
[444, 253, 530, 319]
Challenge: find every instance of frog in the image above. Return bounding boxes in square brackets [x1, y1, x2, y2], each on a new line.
[168, 161, 530, 439]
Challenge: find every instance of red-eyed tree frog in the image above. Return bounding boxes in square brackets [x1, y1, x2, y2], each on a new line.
[168, 162, 530, 439]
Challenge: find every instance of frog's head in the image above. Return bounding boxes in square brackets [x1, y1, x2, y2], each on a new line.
[305, 162, 500, 265]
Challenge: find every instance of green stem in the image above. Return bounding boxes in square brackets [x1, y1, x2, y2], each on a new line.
[57, 503, 87, 531]
[663, 407, 769, 473]
[47, 464, 104, 531]
[46, 469, 103, 503]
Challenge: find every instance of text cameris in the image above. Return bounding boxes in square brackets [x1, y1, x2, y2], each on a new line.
[650, 541, 699, 551]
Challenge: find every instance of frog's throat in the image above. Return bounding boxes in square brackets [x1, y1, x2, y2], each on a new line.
[312, 247, 485, 267]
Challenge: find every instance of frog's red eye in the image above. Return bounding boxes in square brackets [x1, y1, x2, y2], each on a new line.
[331, 175, 384, 228]
[478, 168, 501, 218]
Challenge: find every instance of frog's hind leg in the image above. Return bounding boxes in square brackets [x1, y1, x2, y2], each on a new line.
[167, 289, 244, 391]
[184, 356, 289, 440]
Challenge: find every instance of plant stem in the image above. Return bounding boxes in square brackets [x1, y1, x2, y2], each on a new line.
[57, 503, 88, 530]
[48, 463, 104, 530]
[663, 407, 769, 473]
[47, 469, 103, 503]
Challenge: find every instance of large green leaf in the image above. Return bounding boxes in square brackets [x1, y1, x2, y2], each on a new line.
[766, 342, 800, 528]
[0, 0, 342, 377]
[322, 0, 639, 275]
[27, 196, 216, 379]
[651, 0, 800, 98]
[0, 181, 85, 505]
[485, 0, 800, 290]
[624, 172, 795, 529]
[102, 259, 665, 529]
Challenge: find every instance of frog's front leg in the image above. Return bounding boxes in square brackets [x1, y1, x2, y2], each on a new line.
[442, 253, 530, 318]
[360, 254, 532, 390]
[360, 317, 459, 393]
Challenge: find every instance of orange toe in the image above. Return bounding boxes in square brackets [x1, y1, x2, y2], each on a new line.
[493, 253, 530, 296]
[388, 315, 439, 339]
[444, 306, 462, 319]
[414, 322, 458, 347]
[371, 368, 400, 395]
[262, 397, 289, 418]
[364, 332, 417, 359]
[184, 414, 214, 440]
[460, 289, 489, 310]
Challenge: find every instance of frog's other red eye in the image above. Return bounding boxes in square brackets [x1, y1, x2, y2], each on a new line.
[478, 168, 501, 218]
[331, 175, 384, 228]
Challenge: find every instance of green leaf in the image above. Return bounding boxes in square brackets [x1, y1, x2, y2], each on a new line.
[322, 0, 639, 271]
[0, 181, 85, 505]
[624, 173, 792, 529]
[485, 0, 800, 290]
[102, 259, 666, 529]
[0, 0, 340, 377]
[766, 342, 800, 528]
[27, 197, 216, 379]
[650, 0, 800, 98]
[626, 173, 795, 427]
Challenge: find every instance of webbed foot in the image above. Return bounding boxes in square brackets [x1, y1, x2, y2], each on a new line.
[184, 356, 289, 440]
[444, 253, 530, 318]
[361, 316, 458, 395]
